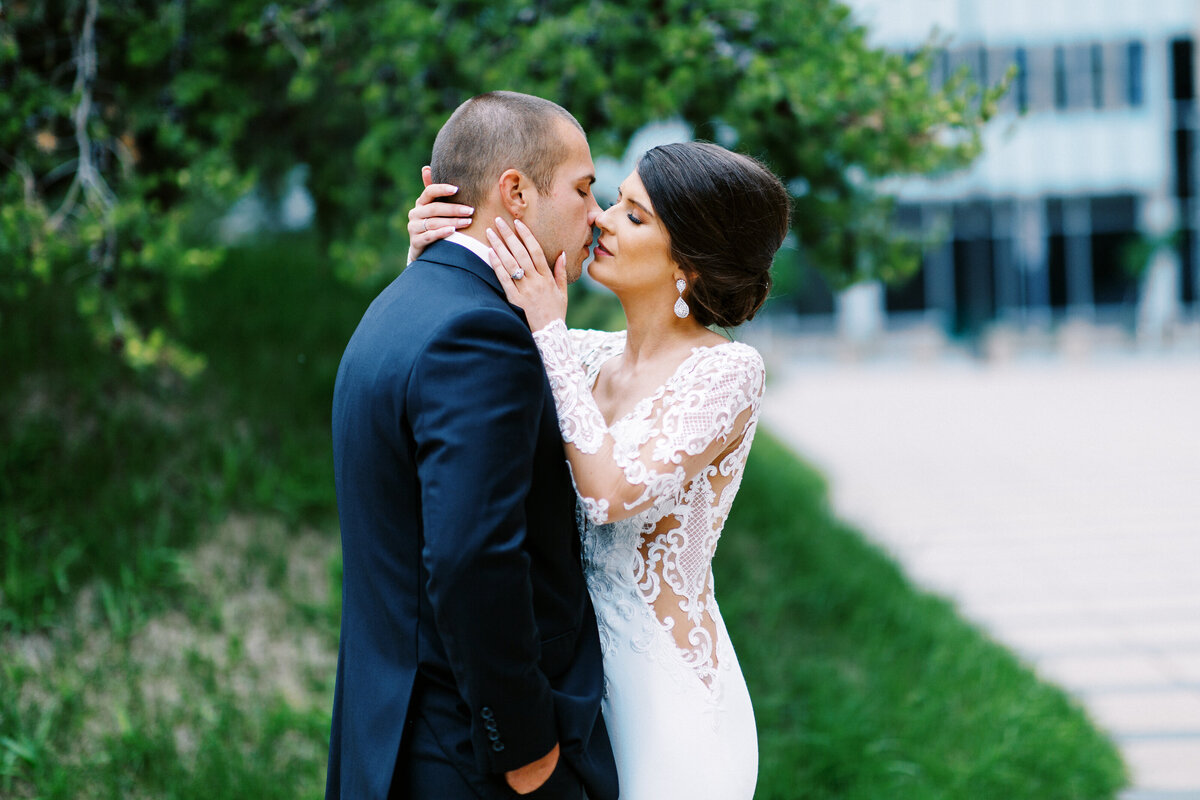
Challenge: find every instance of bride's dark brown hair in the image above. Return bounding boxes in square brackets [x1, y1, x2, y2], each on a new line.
[637, 142, 790, 328]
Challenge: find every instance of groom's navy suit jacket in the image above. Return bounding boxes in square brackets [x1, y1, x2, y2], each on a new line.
[326, 239, 617, 799]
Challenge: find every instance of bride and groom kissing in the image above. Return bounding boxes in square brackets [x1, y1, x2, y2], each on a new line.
[326, 91, 790, 799]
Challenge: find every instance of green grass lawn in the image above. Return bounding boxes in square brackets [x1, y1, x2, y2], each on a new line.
[0, 235, 1126, 798]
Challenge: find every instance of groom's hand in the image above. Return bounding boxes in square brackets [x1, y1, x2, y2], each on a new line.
[504, 742, 559, 795]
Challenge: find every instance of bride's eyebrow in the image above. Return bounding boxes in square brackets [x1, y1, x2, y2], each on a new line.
[616, 187, 654, 218]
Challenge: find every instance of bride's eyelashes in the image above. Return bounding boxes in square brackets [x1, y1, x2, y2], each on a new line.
[605, 200, 643, 225]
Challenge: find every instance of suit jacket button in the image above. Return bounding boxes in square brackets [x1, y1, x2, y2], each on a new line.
[481, 707, 494, 720]
[488, 730, 499, 741]
[492, 741, 505, 752]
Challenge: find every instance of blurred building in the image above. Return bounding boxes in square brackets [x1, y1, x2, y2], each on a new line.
[829, 0, 1199, 344]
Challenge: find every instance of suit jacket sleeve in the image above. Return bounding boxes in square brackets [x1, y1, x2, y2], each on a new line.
[408, 305, 558, 774]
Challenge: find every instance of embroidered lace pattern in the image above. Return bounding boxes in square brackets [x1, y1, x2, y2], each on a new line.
[532, 320, 764, 693]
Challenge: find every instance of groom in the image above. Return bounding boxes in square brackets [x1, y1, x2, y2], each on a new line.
[327, 92, 617, 799]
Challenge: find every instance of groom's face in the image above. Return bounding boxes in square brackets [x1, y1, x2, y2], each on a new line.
[522, 121, 600, 284]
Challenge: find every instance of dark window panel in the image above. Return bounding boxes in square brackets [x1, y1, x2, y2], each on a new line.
[895, 203, 923, 233]
[1171, 38, 1195, 101]
[953, 200, 992, 240]
[1127, 40, 1144, 107]
[1046, 197, 1065, 235]
[1091, 43, 1105, 109]
[1047, 234, 1068, 308]
[952, 238, 996, 335]
[1177, 128, 1194, 199]
[1090, 195, 1138, 233]
[1091, 231, 1140, 305]
[1054, 46, 1069, 110]
[1014, 47, 1029, 112]
[885, 266, 926, 312]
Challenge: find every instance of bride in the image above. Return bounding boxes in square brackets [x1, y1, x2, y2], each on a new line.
[410, 141, 789, 798]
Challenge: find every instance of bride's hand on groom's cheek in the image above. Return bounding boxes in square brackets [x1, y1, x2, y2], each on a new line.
[486, 217, 568, 332]
[405, 165, 475, 264]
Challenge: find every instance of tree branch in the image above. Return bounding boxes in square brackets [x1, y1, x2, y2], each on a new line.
[0, 148, 39, 207]
[48, 0, 115, 235]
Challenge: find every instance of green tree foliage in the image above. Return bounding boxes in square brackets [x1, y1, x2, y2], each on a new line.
[0, 0, 330, 370]
[1, 0, 1005, 367]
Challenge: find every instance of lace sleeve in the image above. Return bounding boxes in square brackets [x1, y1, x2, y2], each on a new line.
[533, 320, 610, 456]
[532, 319, 765, 525]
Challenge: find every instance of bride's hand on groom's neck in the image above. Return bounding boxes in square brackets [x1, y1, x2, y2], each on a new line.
[405, 165, 475, 265]
[487, 217, 568, 332]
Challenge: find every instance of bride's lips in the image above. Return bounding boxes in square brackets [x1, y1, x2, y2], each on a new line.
[594, 240, 613, 258]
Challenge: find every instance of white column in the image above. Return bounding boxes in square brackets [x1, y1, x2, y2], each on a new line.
[1136, 194, 1181, 343]
[836, 281, 885, 345]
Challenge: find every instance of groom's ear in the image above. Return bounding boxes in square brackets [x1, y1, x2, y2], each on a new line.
[497, 168, 531, 220]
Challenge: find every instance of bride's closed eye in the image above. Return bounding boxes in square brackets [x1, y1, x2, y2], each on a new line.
[606, 200, 643, 225]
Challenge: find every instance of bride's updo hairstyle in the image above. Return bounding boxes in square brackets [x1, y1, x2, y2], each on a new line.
[637, 142, 790, 328]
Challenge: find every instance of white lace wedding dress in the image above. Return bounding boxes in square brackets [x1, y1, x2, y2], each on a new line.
[532, 320, 764, 800]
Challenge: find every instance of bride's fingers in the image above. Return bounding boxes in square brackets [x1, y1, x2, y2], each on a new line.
[409, 200, 473, 223]
[485, 228, 525, 280]
[513, 219, 551, 278]
[553, 251, 568, 293]
[411, 201, 475, 220]
[492, 218, 540, 277]
[409, 226, 456, 248]
[421, 165, 433, 188]
[407, 215, 470, 238]
[487, 249, 520, 297]
[411, 183, 464, 216]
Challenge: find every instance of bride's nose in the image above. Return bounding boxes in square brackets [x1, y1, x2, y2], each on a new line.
[595, 204, 615, 234]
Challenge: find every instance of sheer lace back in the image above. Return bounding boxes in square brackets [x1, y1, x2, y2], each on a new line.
[534, 323, 765, 692]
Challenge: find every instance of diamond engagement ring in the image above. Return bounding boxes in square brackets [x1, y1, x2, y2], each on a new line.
[510, 267, 525, 280]
[422, 219, 429, 232]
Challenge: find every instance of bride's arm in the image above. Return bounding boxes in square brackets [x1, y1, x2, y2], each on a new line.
[532, 319, 763, 524]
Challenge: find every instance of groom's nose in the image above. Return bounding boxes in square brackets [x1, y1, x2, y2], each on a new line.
[586, 193, 602, 227]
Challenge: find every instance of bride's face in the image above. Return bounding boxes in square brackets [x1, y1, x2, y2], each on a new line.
[588, 171, 680, 298]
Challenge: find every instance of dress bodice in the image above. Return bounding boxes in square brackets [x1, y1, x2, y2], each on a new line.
[532, 322, 765, 692]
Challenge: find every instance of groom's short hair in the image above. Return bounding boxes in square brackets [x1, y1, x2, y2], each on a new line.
[431, 91, 584, 209]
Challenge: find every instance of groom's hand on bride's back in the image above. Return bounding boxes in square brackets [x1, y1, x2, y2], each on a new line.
[505, 742, 560, 795]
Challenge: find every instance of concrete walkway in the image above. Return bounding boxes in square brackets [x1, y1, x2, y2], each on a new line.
[758, 350, 1200, 797]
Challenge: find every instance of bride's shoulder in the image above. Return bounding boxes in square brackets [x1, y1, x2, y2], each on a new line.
[694, 338, 763, 369]
[681, 339, 766, 392]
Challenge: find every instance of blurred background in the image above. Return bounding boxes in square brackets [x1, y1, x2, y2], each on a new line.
[1, 0, 1194, 797]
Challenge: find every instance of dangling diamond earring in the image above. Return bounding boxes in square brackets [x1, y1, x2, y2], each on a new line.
[673, 278, 690, 319]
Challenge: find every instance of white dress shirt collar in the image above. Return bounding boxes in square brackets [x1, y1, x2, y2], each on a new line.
[445, 231, 493, 266]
